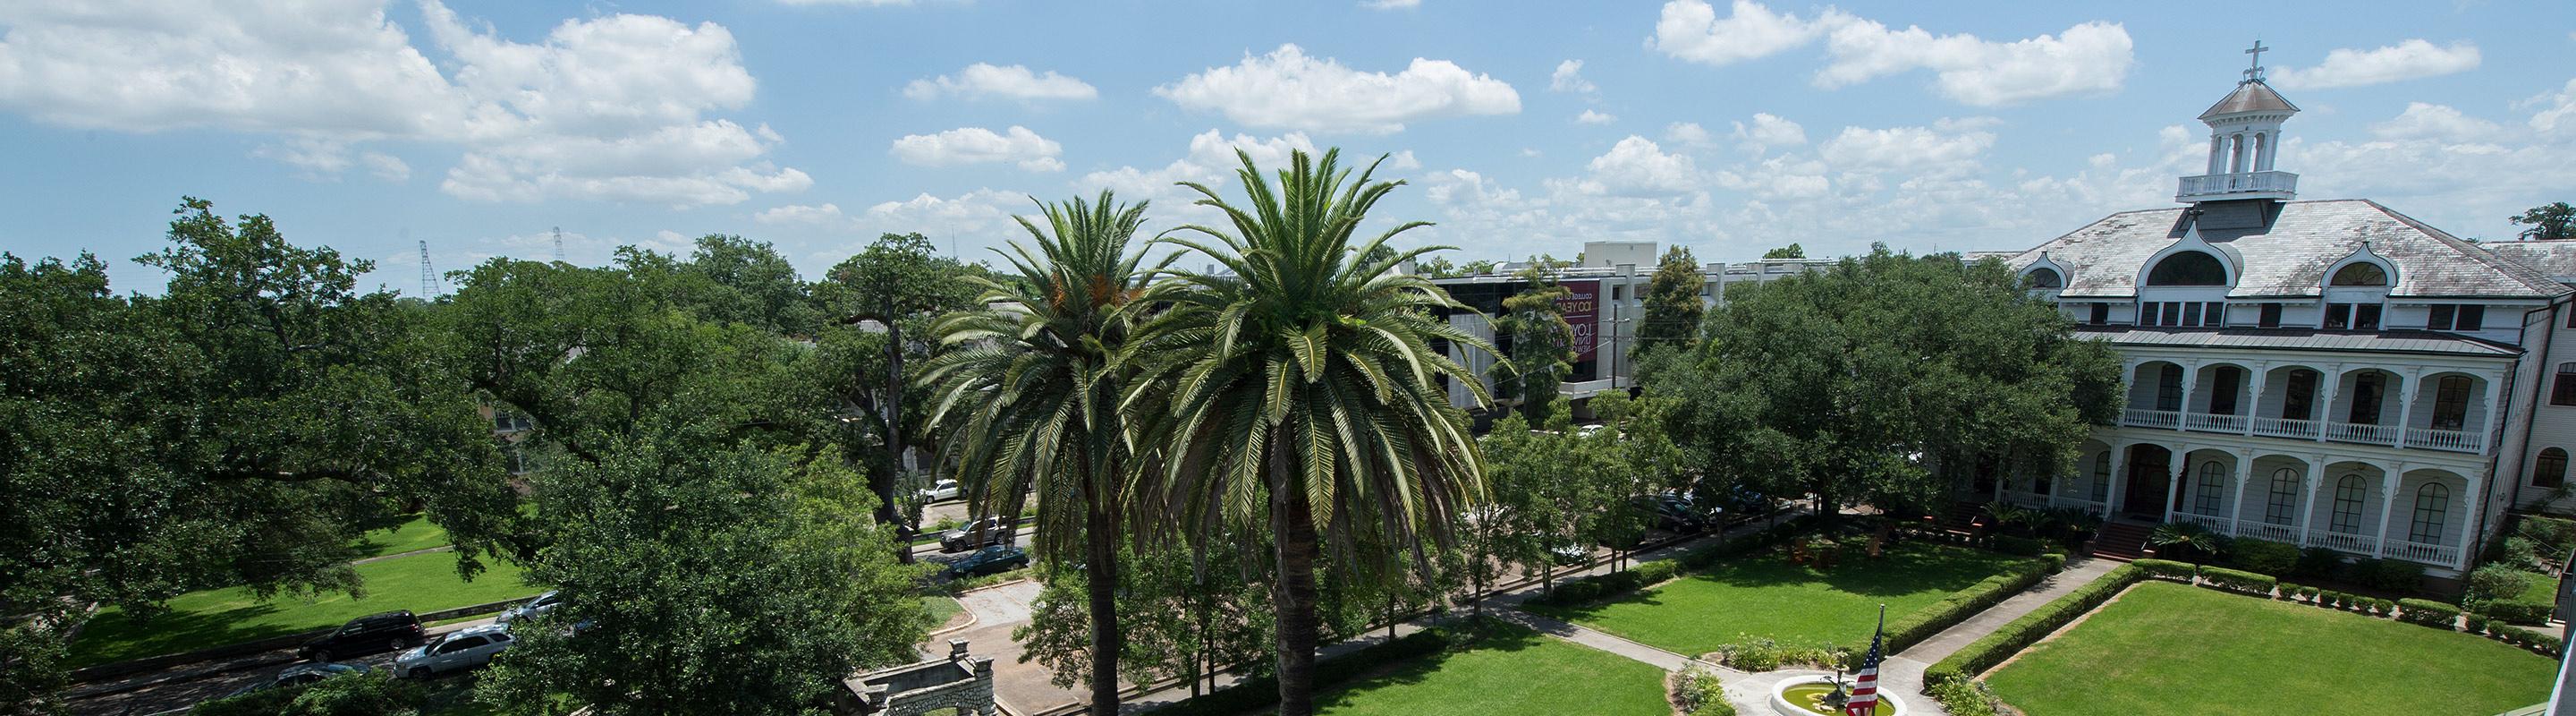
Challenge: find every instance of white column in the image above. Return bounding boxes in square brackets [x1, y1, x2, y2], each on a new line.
[2374, 463, 2407, 557]
[2107, 445, 2131, 516]
[2165, 446, 2189, 523]
[2245, 363, 2270, 436]
[2207, 133, 2226, 175]
[2181, 363, 2202, 423]
[2479, 374, 2504, 450]
[2394, 368, 2421, 447]
[2231, 450, 2257, 535]
[2301, 456, 2325, 547]
[2459, 473, 2484, 570]
[2318, 367, 2344, 441]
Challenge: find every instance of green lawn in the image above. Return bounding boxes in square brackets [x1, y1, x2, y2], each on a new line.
[1987, 581, 2554, 716]
[68, 551, 536, 668]
[350, 514, 454, 558]
[1302, 623, 1670, 716]
[1529, 543, 2032, 654]
[922, 595, 964, 626]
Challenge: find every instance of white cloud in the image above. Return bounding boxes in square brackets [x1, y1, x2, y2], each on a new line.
[2270, 40, 2480, 90]
[1818, 124, 1995, 172]
[1648, 0, 1843, 67]
[889, 126, 1065, 171]
[1154, 44, 1521, 134]
[2371, 102, 2502, 142]
[2532, 79, 2576, 134]
[360, 152, 411, 182]
[0, 1, 809, 208]
[1360, 0, 1421, 9]
[902, 64, 1097, 102]
[1577, 109, 1617, 124]
[754, 202, 849, 226]
[1731, 113, 1807, 152]
[1664, 122, 1716, 149]
[1385, 150, 1422, 170]
[1521, 148, 1543, 158]
[1816, 17, 2133, 106]
[1550, 59, 1597, 95]
[1582, 136, 1700, 195]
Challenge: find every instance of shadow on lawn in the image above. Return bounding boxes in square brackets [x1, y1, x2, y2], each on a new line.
[1530, 544, 2019, 624]
[1308, 620, 1553, 709]
[68, 601, 290, 667]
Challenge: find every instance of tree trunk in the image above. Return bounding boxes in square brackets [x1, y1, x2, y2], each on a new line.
[879, 308, 906, 528]
[1085, 505, 1122, 716]
[1269, 438, 1324, 716]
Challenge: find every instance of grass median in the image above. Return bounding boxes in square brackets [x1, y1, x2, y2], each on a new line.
[1307, 621, 1668, 716]
[68, 550, 536, 668]
[1526, 542, 2030, 654]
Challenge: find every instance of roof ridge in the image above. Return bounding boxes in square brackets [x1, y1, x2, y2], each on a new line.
[2364, 200, 2570, 296]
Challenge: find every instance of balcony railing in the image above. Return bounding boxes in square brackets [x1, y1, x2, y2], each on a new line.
[2384, 540, 2461, 567]
[2407, 427, 2485, 453]
[2168, 511, 2231, 534]
[2235, 521, 2301, 544]
[2326, 422, 2401, 446]
[2251, 417, 2318, 439]
[2184, 412, 2249, 433]
[2123, 408, 2181, 429]
[2176, 170, 2299, 201]
[2309, 530, 2377, 556]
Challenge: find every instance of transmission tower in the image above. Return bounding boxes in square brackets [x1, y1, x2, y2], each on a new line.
[417, 240, 443, 298]
[552, 226, 566, 263]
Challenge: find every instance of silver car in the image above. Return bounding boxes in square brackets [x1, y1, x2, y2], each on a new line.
[394, 625, 514, 678]
[497, 591, 562, 625]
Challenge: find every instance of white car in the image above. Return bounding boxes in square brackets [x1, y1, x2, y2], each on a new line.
[917, 479, 962, 503]
[394, 625, 514, 679]
[496, 591, 561, 625]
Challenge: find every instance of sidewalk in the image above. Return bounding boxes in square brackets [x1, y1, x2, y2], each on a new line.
[1863, 556, 2123, 713]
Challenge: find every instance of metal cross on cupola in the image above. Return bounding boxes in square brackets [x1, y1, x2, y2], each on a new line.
[2243, 40, 2269, 83]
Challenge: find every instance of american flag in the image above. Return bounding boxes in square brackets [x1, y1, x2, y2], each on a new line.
[1845, 605, 1885, 716]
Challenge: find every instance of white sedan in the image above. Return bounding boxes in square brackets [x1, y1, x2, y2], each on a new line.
[917, 479, 962, 503]
[394, 625, 515, 679]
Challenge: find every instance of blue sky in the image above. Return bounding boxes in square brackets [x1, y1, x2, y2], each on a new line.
[3, 0, 2572, 294]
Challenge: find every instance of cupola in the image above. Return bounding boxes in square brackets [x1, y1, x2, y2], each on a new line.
[2177, 41, 2300, 204]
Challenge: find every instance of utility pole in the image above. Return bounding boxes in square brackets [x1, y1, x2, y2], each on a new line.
[553, 226, 566, 263]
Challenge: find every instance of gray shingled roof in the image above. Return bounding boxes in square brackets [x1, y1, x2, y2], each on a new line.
[2074, 326, 2519, 358]
[2479, 241, 2576, 282]
[2200, 81, 2299, 119]
[2008, 200, 2571, 300]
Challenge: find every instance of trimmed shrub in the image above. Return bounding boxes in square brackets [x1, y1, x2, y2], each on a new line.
[1927, 676, 2002, 716]
[2365, 559, 2427, 593]
[2521, 515, 2576, 555]
[1673, 666, 1737, 716]
[2132, 558, 2196, 582]
[2225, 538, 2301, 576]
[2293, 547, 2345, 578]
[2485, 598, 2556, 625]
[2465, 615, 2492, 635]
[1994, 535, 2046, 557]
[2465, 563, 2538, 611]
[1150, 626, 1449, 716]
[2397, 598, 2461, 629]
[2294, 584, 2319, 602]
[1713, 637, 1785, 672]
[2197, 567, 2277, 597]
[2533, 631, 2566, 658]
[2318, 591, 2344, 609]
[1928, 563, 2148, 684]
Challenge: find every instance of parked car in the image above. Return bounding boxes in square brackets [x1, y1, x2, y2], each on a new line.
[938, 516, 1012, 552]
[1547, 539, 1591, 566]
[298, 610, 424, 662]
[1631, 494, 1707, 533]
[917, 478, 962, 503]
[497, 591, 562, 625]
[944, 545, 1030, 579]
[221, 662, 370, 699]
[394, 624, 515, 679]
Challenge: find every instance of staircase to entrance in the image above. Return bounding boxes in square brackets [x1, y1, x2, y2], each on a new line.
[2092, 521, 2157, 562]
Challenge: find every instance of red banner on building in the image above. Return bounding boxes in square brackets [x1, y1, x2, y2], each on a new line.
[1555, 280, 1598, 363]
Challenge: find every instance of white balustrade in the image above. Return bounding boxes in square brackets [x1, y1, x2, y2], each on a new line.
[2252, 417, 2318, 439]
[2185, 413, 2249, 433]
[2236, 521, 2301, 544]
[2169, 512, 2230, 534]
[2405, 427, 2485, 453]
[2124, 408, 2182, 429]
[2177, 170, 2300, 200]
[2383, 540, 2460, 567]
[2326, 422, 2401, 446]
[2309, 530, 2378, 556]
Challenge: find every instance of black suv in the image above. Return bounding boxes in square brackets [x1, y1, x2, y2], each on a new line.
[298, 610, 425, 661]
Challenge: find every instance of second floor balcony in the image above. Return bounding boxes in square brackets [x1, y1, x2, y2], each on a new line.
[2118, 360, 2498, 454]
[2177, 170, 2298, 202]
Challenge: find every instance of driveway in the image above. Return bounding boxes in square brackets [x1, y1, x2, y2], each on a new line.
[937, 579, 1117, 715]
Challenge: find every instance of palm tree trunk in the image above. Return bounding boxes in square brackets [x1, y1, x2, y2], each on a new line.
[1086, 504, 1122, 716]
[1269, 438, 1324, 716]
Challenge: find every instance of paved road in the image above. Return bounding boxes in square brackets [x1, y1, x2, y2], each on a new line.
[63, 616, 501, 716]
[939, 579, 1105, 715]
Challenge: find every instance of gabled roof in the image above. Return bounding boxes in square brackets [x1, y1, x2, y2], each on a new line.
[2479, 241, 2576, 283]
[2006, 200, 2570, 300]
[2201, 81, 2299, 119]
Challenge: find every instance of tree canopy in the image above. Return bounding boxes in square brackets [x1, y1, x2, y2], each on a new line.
[2513, 201, 2574, 242]
[1763, 243, 1806, 260]
[1639, 245, 1706, 357]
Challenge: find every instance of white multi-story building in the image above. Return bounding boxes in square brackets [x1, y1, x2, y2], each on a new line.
[1997, 58, 2576, 579]
[1421, 241, 1828, 415]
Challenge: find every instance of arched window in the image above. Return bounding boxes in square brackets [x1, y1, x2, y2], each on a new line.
[2090, 451, 2111, 502]
[2148, 251, 2229, 286]
[2266, 467, 2300, 525]
[2330, 474, 2367, 534]
[2195, 462, 2225, 516]
[2410, 483, 2450, 545]
[2331, 262, 2389, 286]
[2025, 268, 2063, 289]
[2537, 448, 2568, 489]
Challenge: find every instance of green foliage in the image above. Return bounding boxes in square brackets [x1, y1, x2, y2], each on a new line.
[2196, 567, 2277, 597]
[1646, 250, 2122, 517]
[2360, 558, 2426, 593]
[1489, 277, 1577, 422]
[1928, 563, 2148, 682]
[2398, 599, 2462, 629]
[2512, 201, 2576, 242]
[2293, 547, 2345, 578]
[1992, 535, 2045, 556]
[1762, 243, 1806, 260]
[1881, 558, 2056, 655]
[1710, 636, 1847, 672]
[1639, 245, 1707, 357]
[1926, 676, 2002, 716]
[2147, 522, 2227, 564]
[2225, 538, 2300, 576]
[2131, 558, 2196, 581]
[1673, 665, 1737, 716]
[2466, 563, 2538, 611]
[473, 442, 927, 716]
[1147, 626, 1450, 716]
[2482, 598, 2556, 625]
[2519, 516, 2576, 556]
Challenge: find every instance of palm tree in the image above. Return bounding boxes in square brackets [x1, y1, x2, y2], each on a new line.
[2148, 521, 2228, 567]
[1128, 149, 1495, 716]
[919, 191, 1164, 716]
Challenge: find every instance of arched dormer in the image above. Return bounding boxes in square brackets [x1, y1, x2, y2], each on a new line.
[2322, 243, 2396, 291]
[2318, 243, 2394, 331]
[2021, 252, 2069, 292]
[2136, 222, 2239, 290]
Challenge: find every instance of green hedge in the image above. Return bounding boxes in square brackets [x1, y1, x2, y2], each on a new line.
[1993, 535, 2046, 557]
[1925, 564, 2148, 687]
[1881, 557, 2057, 655]
[2131, 558, 2195, 582]
[1538, 516, 1813, 608]
[2225, 538, 2300, 576]
[2196, 567, 2276, 597]
[2482, 598, 2555, 625]
[1148, 626, 1450, 716]
[2396, 598, 2461, 629]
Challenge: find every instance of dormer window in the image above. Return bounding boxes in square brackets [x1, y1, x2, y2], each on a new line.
[2146, 251, 2227, 286]
[2025, 268, 2063, 289]
[2330, 262, 2388, 286]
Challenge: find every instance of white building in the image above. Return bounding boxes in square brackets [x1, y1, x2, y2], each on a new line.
[1997, 56, 2576, 579]
[1422, 241, 1828, 415]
